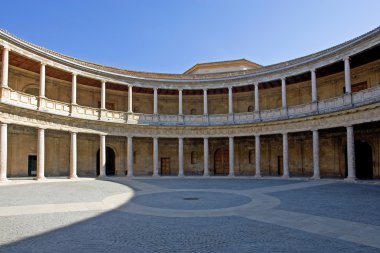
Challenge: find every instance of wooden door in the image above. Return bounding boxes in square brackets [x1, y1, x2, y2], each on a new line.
[161, 158, 171, 175]
[214, 149, 229, 175]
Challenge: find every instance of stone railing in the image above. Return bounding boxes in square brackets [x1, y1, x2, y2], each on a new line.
[1, 85, 380, 126]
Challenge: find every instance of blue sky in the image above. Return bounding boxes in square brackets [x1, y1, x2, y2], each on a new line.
[0, 0, 379, 73]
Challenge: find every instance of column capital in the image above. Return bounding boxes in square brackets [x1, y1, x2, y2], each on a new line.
[281, 77, 286, 82]
[310, 128, 319, 132]
[2, 44, 10, 50]
[178, 88, 183, 92]
[343, 56, 351, 62]
[99, 133, 107, 137]
[203, 136, 209, 140]
[282, 131, 288, 136]
[127, 135, 134, 139]
[178, 137, 184, 140]
[128, 84, 133, 88]
[310, 68, 316, 73]
[100, 80, 107, 84]
[203, 88, 208, 92]
[153, 87, 158, 91]
[40, 61, 47, 67]
[253, 81, 259, 86]
[228, 86, 233, 91]
[70, 131, 78, 134]
[345, 124, 353, 128]
[72, 72, 78, 77]
[254, 134, 261, 137]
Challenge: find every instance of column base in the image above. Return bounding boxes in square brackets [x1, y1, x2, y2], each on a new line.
[282, 174, 290, 179]
[34, 176, 46, 181]
[0, 177, 8, 182]
[152, 173, 160, 177]
[97, 175, 107, 179]
[228, 173, 235, 177]
[127, 174, 134, 178]
[254, 174, 262, 178]
[344, 176, 357, 182]
[203, 173, 210, 177]
[310, 175, 320, 180]
[69, 175, 78, 179]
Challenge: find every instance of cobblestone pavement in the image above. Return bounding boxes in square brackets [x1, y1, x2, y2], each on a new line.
[0, 177, 379, 253]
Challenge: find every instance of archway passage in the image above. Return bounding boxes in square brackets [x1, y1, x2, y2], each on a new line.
[214, 148, 229, 175]
[96, 147, 116, 176]
[355, 141, 373, 179]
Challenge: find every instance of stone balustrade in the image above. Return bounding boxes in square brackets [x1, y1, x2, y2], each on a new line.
[1, 84, 380, 127]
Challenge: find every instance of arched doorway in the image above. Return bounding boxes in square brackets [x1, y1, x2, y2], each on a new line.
[345, 141, 373, 179]
[214, 148, 229, 175]
[96, 147, 116, 176]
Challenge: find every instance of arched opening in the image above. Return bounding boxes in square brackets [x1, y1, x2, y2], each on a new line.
[96, 147, 116, 176]
[345, 141, 373, 179]
[214, 148, 229, 175]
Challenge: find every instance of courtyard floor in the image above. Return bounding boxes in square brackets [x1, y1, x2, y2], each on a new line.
[0, 177, 379, 253]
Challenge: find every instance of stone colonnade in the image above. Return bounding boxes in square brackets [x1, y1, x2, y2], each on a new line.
[0, 46, 355, 116]
[0, 124, 358, 181]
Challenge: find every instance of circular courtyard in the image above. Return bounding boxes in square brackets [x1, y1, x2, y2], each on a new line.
[0, 178, 379, 253]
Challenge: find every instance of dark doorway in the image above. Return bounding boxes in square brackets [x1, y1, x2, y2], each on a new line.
[96, 147, 116, 176]
[355, 141, 373, 179]
[277, 156, 283, 176]
[161, 158, 171, 175]
[214, 148, 229, 175]
[28, 155, 37, 177]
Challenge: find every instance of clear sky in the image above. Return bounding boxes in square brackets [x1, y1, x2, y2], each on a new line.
[0, 0, 379, 74]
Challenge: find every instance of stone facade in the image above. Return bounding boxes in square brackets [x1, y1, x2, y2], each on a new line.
[0, 28, 380, 180]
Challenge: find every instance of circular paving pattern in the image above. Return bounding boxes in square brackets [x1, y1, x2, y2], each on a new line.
[132, 191, 252, 210]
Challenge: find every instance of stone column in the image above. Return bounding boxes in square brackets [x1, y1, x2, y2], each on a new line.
[281, 78, 287, 108]
[312, 129, 320, 179]
[311, 69, 317, 102]
[39, 63, 46, 98]
[282, 132, 289, 178]
[127, 136, 133, 177]
[229, 136, 234, 176]
[203, 89, 208, 115]
[344, 57, 352, 94]
[178, 89, 183, 115]
[71, 73, 77, 105]
[203, 137, 209, 176]
[254, 82, 259, 112]
[255, 135, 261, 177]
[228, 87, 233, 114]
[100, 81, 106, 110]
[153, 88, 158, 114]
[1, 46, 9, 88]
[153, 137, 159, 176]
[128, 85, 133, 113]
[69, 132, 78, 179]
[0, 123, 7, 181]
[99, 134, 106, 177]
[346, 126, 356, 180]
[36, 128, 46, 180]
[178, 137, 184, 177]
